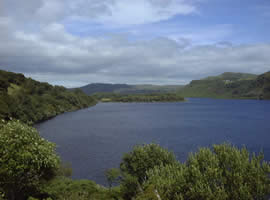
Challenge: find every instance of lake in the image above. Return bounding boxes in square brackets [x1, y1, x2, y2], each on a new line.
[35, 98, 270, 185]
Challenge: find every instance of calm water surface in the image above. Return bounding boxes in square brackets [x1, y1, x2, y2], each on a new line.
[35, 98, 270, 185]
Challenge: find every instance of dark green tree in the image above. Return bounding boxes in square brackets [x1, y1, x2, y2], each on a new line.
[120, 144, 177, 199]
[105, 168, 121, 189]
[140, 144, 270, 200]
[0, 121, 60, 200]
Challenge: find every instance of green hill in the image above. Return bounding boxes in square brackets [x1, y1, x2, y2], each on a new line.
[79, 72, 270, 100]
[0, 69, 96, 124]
[93, 92, 185, 102]
[254, 71, 270, 99]
[204, 72, 257, 81]
[79, 83, 133, 95]
[178, 71, 270, 99]
[79, 83, 184, 95]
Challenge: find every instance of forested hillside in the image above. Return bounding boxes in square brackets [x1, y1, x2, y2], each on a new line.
[79, 83, 184, 95]
[79, 72, 270, 100]
[93, 92, 185, 102]
[0, 69, 96, 124]
[178, 71, 270, 99]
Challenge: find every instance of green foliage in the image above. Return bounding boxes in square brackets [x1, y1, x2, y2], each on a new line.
[204, 72, 257, 81]
[42, 176, 120, 200]
[144, 164, 186, 200]
[135, 185, 159, 200]
[120, 174, 141, 200]
[178, 71, 270, 100]
[94, 93, 185, 103]
[105, 168, 121, 188]
[256, 71, 270, 99]
[0, 121, 60, 200]
[120, 144, 177, 183]
[79, 83, 183, 95]
[139, 144, 270, 200]
[57, 162, 73, 178]
[0, 69, 96, 123]
[119, 144, 177, 199]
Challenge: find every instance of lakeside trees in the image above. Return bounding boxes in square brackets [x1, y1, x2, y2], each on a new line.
[0, 122, 269, 200]
[0, 70, 96, 124]
[0, 69, 269, 199]
[93, 93, 185, 103]
[139, 144, 270, 200]
[116, 144, 270, 200]
[0, 121, 60, 200]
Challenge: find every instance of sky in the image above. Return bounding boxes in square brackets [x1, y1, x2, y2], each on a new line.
[0, 0, 270, 87]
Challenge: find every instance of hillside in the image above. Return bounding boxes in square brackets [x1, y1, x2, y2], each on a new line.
[178, 71, 270, 99]
[0, 69, 96, 124]
[203, 72, 257, 81]
[79, 83, 132, 95]
[79, 72, 270, 100]
[93, 92, 185, 102]
[79, 83, 184, 95]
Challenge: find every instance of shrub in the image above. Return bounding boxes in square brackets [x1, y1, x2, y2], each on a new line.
[0, 121, 60, 200]
[120, 144, 177, 199]
[120, 144, 177, 183]
[42, 176, 119, 200]
[140, 144, 270, 200]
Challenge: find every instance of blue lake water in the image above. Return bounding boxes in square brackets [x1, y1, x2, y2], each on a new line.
[35, 98, 270, 185]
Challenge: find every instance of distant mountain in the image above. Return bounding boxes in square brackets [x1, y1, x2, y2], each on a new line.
[79, 83, 132, 95]
[254, 71, 270, 99]
[178, 71, 270, 100]
[204, 72, 257, 81]
[78, 72, 270, 100]
[79, 83, 184, 95]
[0, 69, 96, 123]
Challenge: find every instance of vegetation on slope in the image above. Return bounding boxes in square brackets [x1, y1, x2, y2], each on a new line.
[79, 83, 184, 95]
[203, 72, 257, 81]
[0, 70, 96, 124]
[79, 83, 133, 95]
[178, 71, 270, 100]
[79, 72, 270, 100]
[1, 69, 270, 200]
[93, 93, 185, 102]
[255, 71, 270, 99]
[0, 121, 269, 200]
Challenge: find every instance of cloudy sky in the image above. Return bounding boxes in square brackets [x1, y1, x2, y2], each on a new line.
[0, 0, 270, 87]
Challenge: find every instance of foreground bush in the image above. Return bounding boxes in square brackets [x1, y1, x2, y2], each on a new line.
[0, 121, 60, 200]
[139, 144, 270, 200]
[1, 121, 269, 200]
[41, 177, 120, 200]
[120, 144, 177, 199]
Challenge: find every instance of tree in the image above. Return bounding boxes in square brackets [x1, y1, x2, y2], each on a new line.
[105, 168, 121, 189]
[120, 144, 177, 183]
[0, 121, 60, 200]
[120, 144, 177, 199]
[140, 144, 270, 200]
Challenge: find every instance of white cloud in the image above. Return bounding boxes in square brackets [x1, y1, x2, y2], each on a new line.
[0, 0, 269, 87]
[0, 20, 269, 86]
[1, 0, 198, 26]
[36, 0, 67, 22]
[95, 0, 197, 25]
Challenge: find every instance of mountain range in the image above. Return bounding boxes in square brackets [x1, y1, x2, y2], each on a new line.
[78, 71, 270, 100]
